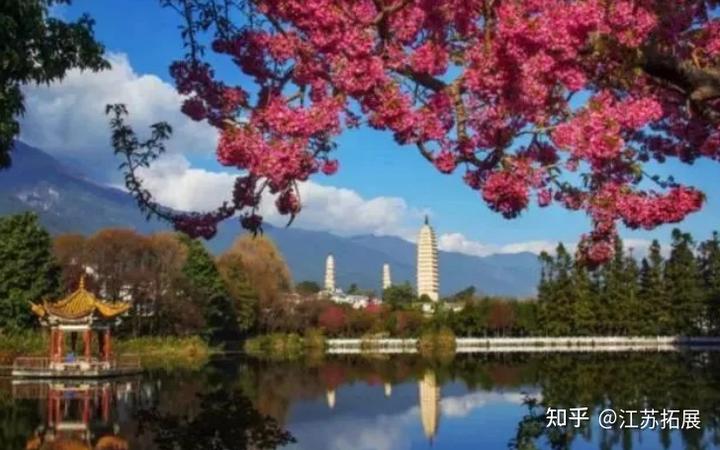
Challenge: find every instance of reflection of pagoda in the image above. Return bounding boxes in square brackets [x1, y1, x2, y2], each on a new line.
[16, 380, 135, 450]
[418, 370, 440, 442]
[384, 382, 392, 398]
[13, 276, 140, 377]
[326, 389, 336, 409]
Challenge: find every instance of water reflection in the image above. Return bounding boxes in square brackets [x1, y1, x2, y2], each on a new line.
[2, 352, 720, 449]
[418, 370, 440, 442]
[14, 379, 138, 449]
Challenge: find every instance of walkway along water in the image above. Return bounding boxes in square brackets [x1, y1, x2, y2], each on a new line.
[326, 336, 720, 354]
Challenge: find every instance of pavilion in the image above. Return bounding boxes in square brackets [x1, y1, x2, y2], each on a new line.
[12, 276, 141, 378]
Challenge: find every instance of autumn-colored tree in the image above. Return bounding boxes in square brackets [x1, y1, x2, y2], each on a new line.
[146, 233, 197, 336]
[109, 0, 719, 266]
[220, 235, 292, 332]
[52, 233, 87, 292]
[216, 251, 259, 335]
[318, 305, 347, 336]
[221, 235, 292, 304]
[84, 228, 149, 301]
[391, 310, 424, 337]
[487, 301, 515, 336]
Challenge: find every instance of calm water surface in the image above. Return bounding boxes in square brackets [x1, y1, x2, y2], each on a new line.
[2, 352, 720, 449]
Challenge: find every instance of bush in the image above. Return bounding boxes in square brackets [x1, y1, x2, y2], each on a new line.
[0, 331, 47, 363]
[304, 328, 326, 351]
[418, 327, 456, 358]
[114, 335, 211, 370]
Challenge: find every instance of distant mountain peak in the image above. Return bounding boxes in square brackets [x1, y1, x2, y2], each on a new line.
[1, 143, 539, 298]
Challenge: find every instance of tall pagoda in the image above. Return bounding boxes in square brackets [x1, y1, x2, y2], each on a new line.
[13, 276, 140, 377]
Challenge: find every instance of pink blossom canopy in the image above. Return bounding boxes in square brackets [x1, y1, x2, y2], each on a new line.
[126, 0, 720, 265]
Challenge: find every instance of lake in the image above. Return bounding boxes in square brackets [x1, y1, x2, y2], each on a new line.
[2, 351, 719, 449]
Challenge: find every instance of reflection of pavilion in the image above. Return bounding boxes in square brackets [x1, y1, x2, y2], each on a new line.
[418, 370, 440, 442]
[15, 380, 136, 450]
[13, 276, 140, 378]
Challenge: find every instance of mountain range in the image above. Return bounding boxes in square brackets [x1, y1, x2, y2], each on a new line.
[0, 142, 540, 297]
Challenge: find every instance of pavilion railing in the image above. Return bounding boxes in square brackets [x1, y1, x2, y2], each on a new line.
[114, 355, 141, 370]
[13, 357, 50, 370]
[12, 356, 142, 372]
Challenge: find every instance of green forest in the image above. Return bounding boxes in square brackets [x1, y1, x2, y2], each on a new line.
[2, 212, 720, 347]
[536, 230, 720, 336]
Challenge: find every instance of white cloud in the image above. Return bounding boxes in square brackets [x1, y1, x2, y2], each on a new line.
[439, 233, 666, 258]
[136, 154, 236, 212]
[136, 153, 425, 238]
[439, 233, 560, 257]
[441, 391, 538, 418]
[19, 52, 217, 171]
[282, 183, 423, 238]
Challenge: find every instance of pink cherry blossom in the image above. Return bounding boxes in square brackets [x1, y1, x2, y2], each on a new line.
[129, 0, 720, 265]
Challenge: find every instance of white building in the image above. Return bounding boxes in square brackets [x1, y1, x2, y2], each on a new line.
[324, 254, 335, 292]
[417, 216, 439, 301]
[382, 263, 392, 290]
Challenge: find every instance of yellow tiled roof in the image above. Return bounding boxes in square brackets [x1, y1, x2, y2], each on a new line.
[30, 276, 130, 321]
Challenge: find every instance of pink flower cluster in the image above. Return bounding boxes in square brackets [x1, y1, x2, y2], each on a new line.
[159, 0, 719, 263]
[480, 160, 539, 218]
[617, 187, 704, 230]
[552, 92, 663, 169]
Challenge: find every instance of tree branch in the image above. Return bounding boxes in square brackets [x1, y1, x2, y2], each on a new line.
[641, 47, 720, 123]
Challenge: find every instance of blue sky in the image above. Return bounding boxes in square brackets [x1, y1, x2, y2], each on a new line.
[32, 1, 720, 256]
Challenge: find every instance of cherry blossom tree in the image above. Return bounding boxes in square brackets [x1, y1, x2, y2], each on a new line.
[109, 0, 720, 265]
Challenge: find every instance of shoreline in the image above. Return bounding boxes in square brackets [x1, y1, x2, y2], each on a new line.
[326, 336, 720, 354]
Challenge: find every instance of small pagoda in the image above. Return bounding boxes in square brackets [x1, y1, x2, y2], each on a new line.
[13, 276, 141, 378]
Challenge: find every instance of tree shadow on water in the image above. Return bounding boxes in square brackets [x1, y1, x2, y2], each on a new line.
[136, 387, 295, 450]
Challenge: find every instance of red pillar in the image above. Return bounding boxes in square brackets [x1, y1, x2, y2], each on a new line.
[83, 329, 91, 360]
[56, 330, 64, 362]
[54, 394, 61, 424]
[47, 390, 53, 425]
[82, 392, 90, 425]
[101, 386, 110, 422]
[103, 329, 111, 361]
[49, 329, 55, 361]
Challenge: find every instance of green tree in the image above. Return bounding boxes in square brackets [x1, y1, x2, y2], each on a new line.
[514, 300, 539, 336]
[295, 280, 321, 296]
[0, 213, 60, 330]
[537, 244, 573, 336]
[622, 251, 641, 335]
[450, 286, 476, 302]
[217, 252, 259, 336]
[698, 232, 720, 334]
[571, 260, 595, 335]
[452, 299, 490, 337]
[180, 236, 238, 343]
[597, 239, 627, 334]
[665, 229, 704, 334]
[0, 0, 108, 168]
[382, 282, 415, 309]
[638, 240, 669, 335]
